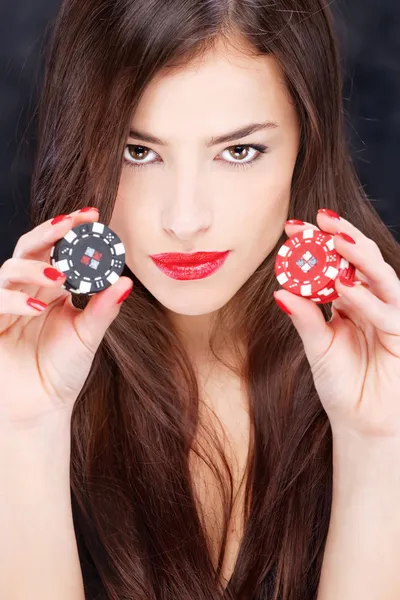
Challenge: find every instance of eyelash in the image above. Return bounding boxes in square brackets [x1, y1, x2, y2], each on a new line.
[122, 143, 268, 171]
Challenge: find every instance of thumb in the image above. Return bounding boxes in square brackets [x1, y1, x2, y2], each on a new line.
[273, 290, 333, 366]
[73, 277, 134, 354]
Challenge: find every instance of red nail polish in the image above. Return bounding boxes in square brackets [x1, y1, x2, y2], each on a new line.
[117, 284, 133, 304]
[79, 206, 99, 213]
[43, 267, 66, 281]
[51, 214, 71, 225]
[27, 297, 48, 311]
[335, 231, 356, 244]
[318, 209, 341, 220]
[274, 292, 292, 315]
[338, 275, 355, 287]
[285, 219, 305, 226]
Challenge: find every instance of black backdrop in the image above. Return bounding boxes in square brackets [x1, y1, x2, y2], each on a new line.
[1, 1, 399, 265]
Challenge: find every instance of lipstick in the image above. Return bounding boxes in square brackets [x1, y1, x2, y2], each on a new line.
[150, 251, 230, 280]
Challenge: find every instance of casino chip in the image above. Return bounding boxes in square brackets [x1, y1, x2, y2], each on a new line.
[50, 221, 126, 295]
[274, 228, 355, 304]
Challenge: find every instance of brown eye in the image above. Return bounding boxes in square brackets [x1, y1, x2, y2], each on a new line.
[127, 145, 149, 161]
[123, 144, 159, 169]
[228, 145, 250, 160]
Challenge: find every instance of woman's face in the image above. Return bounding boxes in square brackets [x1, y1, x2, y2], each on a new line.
[110, 39, 300, 318]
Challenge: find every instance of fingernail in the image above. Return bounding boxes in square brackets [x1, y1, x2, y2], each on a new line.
[117, 284, 134, 304]
[51, 214, 72, 225]
[318, 209, 341, 220]
[79, 206, 99, 213]
[285, 219, 305, 226]
[43, 267, 66, 281]
[338, 275, 355, 287]
[335, 231, 356, 245]
[273, 292, 292, 315]
[355, 280, 370, 289]
[27, 297, 48, 311]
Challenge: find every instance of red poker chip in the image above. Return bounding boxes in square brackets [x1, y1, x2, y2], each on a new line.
[274, 228, 356, 304]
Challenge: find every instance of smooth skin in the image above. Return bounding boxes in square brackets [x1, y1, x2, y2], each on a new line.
[0, 207, 133, 425]
[109, 37, 300, 362]
[280, 209, 400, 440]
[1, 31, 400, 600]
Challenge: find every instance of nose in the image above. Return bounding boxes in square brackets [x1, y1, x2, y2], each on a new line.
[162, 174, 212, 241]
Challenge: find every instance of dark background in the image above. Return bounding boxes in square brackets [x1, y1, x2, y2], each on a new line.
[1, 0, 399, 265]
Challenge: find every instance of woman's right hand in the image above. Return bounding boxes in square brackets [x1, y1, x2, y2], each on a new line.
[0, 208, 133, 428]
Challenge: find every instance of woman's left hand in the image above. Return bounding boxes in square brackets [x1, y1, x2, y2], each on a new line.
[274, 208, 400, 440]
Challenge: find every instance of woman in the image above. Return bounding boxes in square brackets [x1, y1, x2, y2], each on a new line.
[1, 0, 400, 599]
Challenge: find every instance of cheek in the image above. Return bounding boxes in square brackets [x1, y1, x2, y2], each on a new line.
[110, 182, 160, 259]
[112, 176, 145, 225]
[225, 171, 292, 233]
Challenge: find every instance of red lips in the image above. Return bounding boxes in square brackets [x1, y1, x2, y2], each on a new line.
[149, 251, 230, 266]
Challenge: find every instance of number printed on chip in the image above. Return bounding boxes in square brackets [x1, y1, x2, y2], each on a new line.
[50, 222, 126, 295]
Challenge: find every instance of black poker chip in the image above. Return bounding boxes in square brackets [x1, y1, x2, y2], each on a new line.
[50, 221, 126, 295]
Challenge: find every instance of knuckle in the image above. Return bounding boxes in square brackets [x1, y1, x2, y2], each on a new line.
[17, 232, 28, 243]
[0, 258, 18, 286]
[0, 258, 13, 271]
[0, 258, 47, 283]
[0, 258, 17, 282]
[12, 239, 26, 258]
[367, 237, 382, 256]
[1, 257, 26, 272]
[383, 262, 398, 280]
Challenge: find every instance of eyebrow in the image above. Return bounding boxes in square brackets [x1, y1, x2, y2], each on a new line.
[128, 121, 279, 147]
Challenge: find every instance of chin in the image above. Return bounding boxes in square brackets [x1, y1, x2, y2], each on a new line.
[149, 287, 233, 316]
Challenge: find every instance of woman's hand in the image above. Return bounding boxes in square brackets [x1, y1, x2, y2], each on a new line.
[274, 208, 400, 440]
[0, 208, 133, 427]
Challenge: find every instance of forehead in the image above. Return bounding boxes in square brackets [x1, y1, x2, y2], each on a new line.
[130, 37, 297, 141]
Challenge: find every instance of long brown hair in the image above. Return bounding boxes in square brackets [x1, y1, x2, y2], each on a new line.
[29, 1, 400, 599]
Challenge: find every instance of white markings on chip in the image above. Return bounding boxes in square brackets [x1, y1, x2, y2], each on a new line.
[324, 266, 339, 280]
[78, 281, 92, 293]
[107, 271, 120, 285]
[92, 222, 105, 234]
[56, 259, 70, 272]
[277, 272, 289, 285]
[64, 230, 78, 243]
[300, 283, 312, 296]
[278, 244, 290, 257]
[50, 221, 126, 295]
[113, 242, 125, 256]
[326, 237, 335, 250]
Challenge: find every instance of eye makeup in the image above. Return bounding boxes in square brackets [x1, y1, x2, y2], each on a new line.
[123, 143, 268, 171]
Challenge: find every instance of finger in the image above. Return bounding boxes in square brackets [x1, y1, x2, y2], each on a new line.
[11, 207, 100, 304]
[283, 219, 370, 303]
[285, 218, 369, 287]
[316, 209, 400, 307]
[0, 288, 49, 316]
[12, 207, 99, 261]
[331, 282, 372, 329]
[273, 288, 334, 368]
[284, 219, 319, 238]
[12, 214, 73, 260]
[335, 275, 400, 343]
[67, 206, 100, 218]
[73, 276, 134, 355]
[0, 259, 66, 290]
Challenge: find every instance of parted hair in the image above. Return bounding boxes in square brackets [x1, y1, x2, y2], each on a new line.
[29, 1, 400, 598]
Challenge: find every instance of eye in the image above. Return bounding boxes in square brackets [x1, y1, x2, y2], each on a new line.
[123, 145, 159, 168]
[217, 144, 268, 170]
[123, 143, 268, 170]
